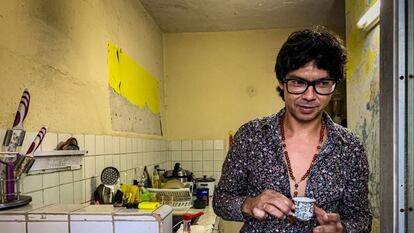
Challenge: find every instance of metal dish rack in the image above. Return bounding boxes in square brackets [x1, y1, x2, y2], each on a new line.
[147, 188, 193, 210]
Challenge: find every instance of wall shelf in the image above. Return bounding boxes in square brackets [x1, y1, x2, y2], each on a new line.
[29, 150, 87, 174]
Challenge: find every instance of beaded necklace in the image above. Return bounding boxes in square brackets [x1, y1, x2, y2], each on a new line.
[280, 116, 325, 197]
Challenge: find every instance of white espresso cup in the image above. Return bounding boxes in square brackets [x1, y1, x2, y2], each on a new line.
[292, 197, 316, 221]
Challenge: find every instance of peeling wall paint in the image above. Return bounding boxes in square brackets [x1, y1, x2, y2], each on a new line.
[346, 0, 380, 231]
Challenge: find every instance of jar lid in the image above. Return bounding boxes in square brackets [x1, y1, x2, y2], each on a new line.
[195, 175, 215, 182]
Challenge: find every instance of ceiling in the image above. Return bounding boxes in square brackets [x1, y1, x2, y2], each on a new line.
[139, 0, 345, 33]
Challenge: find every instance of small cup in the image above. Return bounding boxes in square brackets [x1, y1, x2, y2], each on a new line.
[292, 197, 316, 221]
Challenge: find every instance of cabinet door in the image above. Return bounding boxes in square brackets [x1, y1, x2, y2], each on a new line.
[115, 221, 159, 233]
[71, 222, 113, 233]
[28, 222, 68, 233]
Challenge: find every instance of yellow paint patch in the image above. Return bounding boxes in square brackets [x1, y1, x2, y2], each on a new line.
[107, 41, 160, 115]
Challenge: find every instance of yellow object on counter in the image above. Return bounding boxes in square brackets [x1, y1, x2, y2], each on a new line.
[138, 201, 160, 210]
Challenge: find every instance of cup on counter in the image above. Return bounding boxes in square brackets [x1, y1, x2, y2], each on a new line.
[291, 197, 316, 221]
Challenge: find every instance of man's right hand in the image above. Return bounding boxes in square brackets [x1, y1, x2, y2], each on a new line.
[241, 189, 294, 220]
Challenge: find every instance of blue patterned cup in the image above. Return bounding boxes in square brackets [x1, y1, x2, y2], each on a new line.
[292, 197, 316, 221]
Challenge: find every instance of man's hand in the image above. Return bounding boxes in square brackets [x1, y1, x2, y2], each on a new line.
[313, 206, 344, 233]
[241, 189, 294, 220]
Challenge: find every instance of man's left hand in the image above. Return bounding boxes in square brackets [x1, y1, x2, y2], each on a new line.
[313, 206, 344, 233]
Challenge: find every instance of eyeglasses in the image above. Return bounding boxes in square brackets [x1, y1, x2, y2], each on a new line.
[283, 77, 337, 95]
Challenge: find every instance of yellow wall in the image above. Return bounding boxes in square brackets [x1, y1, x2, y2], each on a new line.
[164, 28, 344, 140]
[346, 0, 380, 232]
[164, 29, 293, 140]
[0, 0, 165, 136]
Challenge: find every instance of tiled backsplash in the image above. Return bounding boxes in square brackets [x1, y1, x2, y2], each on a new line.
[168, 140, 225, 180]
[0, 129, 226, 206]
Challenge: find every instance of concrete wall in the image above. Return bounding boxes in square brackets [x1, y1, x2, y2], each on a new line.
[0, 0, 168, 205]
[164, 28, 345, 140]
[0, 0, 165, 136]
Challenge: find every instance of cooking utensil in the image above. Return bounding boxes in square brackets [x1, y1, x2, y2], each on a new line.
[101, 166, 120, 203]
[14, 127, 47, 177]
[3, 89, 30, 153]
[164, 163, 193, 183]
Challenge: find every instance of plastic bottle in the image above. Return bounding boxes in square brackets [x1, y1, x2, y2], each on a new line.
[143, 166, 152, 188]
[182, 214, 192, 232]
[152, 165, 160, 188]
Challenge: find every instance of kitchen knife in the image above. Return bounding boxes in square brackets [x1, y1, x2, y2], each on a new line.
[14, 126, 47, 177]
[3, 89, 31, 152]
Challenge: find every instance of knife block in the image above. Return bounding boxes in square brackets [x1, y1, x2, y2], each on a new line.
[0, 153, 32, 210]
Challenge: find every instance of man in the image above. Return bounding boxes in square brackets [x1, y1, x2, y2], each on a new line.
[213, 27, 372, 233]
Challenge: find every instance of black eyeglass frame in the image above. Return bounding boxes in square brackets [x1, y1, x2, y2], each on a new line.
[282, 77, 338, 95]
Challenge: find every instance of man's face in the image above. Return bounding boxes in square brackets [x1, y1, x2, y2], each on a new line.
[278, 61, 332, 123]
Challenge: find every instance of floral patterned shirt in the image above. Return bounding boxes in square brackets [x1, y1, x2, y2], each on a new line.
[213, 109, 372, 233]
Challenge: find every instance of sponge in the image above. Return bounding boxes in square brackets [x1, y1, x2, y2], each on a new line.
[138, 201, 160, 210]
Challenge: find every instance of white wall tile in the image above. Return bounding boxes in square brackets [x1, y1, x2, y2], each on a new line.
[73, 166, 84, 181]
[214, 172, 221, 180]
[192, 151, 203, 161]
[214, 161, 224, 172]
[84, 156, 96, 179]
[21, 132, 37, 153]
[193, 161, 203, 172]
[193, 171, 203, 179]
[42, 172, 59, 189]
[95, 156, 105, 176]
[84, 178, 94, 203]
[132, 154, 138, 168]
[202, 140, 214, 150]
[120, 154, 127, 171]
[171, 151, 181, 161]
[202, 150, 214, 160]
[192, 140, 202, 150]
[137, 139, 143, 152]
[60, 183, 74, 204]
[59, 171, 73, 184]
[214, 150, 225, 161]
[43, 186, 60, 204]
[126, 138, 133, 153]
[96, 136, 105, 155]
[203, 171, 214, 178]
[113, 154, 120, 170]
[104, 136, 112, 154]
[203, 161, 214, 172]
[120, 137, 126, 153]
[85, 135, 96, 155]
[27, 190, 43, 205]
[113, 136, 120, 154]
[73, 180, 85, 204]
[214, 140, 225, 150]
[41, 132, 57, 151]
[104, 155, 113, 167]
[22, 174, 42, 193]
[133, 138, 138, 153]
[181, 140, 192, 150]
[181, 161, 192, 172]
[72, 134, 85, 151]
[170, 140, 181, 151]
[182, 151, 192, 161]
[127, 154, 133, 170]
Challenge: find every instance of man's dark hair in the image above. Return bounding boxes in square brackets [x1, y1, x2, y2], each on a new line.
[274, 26, 347, 100]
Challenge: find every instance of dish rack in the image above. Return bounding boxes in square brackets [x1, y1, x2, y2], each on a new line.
[147, 188, 193, 210]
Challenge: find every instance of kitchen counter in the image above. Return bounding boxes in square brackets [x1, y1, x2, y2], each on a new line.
[173, 198, 220, 233]
[0, 204, 172, 233]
